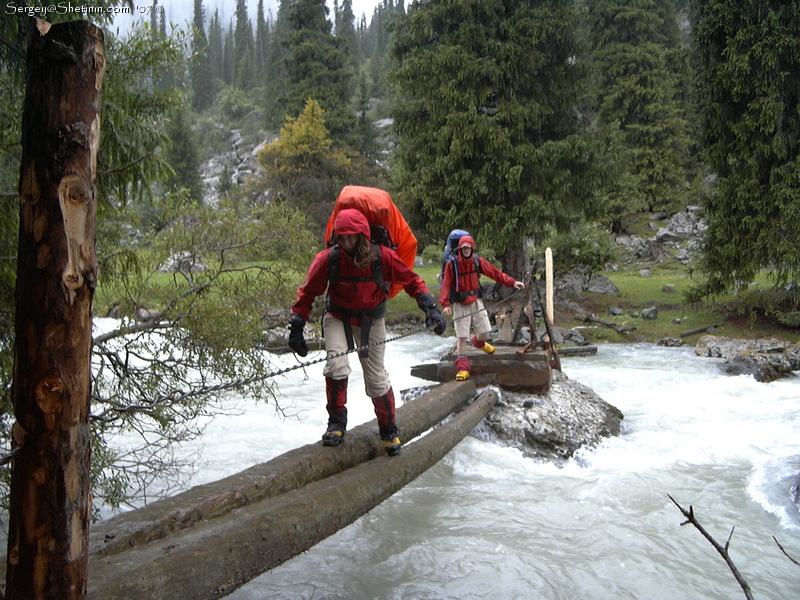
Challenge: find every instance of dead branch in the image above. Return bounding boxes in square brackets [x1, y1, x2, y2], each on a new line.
[773, 537, 800, 567]
[680, 324, 719, 337]
[576, 312, 637, 333]
[668, 495, 754, 600]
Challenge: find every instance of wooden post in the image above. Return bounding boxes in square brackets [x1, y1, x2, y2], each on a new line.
[545, 247, 554, 325]
[6, 19, 104, 600]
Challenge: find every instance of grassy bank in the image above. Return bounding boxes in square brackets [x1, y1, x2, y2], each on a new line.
[385, 264, 800, 346]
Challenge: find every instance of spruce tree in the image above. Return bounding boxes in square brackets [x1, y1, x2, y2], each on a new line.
[390, 0, 604, 270]
[223, 20, 235, 85]
[284, 0, 356, 146]
[191, 0, 215, 111]
[255, 0, 270, 79]
[585, 0, 691, 227]
[234, 0, 256, 89]
[208, 9, 225, 84]
[166, 109, 203, 202]
[690, 0, 800, 297]
[264, 0, 292, 129]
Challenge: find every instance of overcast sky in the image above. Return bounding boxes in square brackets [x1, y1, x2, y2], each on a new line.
[114, 0, 382, 35]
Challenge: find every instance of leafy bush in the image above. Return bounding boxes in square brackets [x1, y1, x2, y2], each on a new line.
[543, 224, 616, 272]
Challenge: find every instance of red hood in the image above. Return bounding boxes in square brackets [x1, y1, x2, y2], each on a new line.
[334, 209, 370, 239]
[457, 235, 476, 251]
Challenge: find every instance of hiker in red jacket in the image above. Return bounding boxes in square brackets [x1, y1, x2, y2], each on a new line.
[288, 209, 446, 456]
[439, 235, 524, 381]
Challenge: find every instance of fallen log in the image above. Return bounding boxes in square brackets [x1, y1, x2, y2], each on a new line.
[86, 379, 477, 558]
[557, 345, 598, 357]
[87, 388, 499, 600]
[577, 313, 637, 333]
[680, 324, 719, 337]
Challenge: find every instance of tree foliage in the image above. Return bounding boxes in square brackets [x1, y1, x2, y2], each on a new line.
[254, 98, 352, 232]
[389, 0, 605, 269]
[584, 0, 692, 228]
[690, 0, 800, 298]
[283, 0, 357, 146]
[190, 0, 215, 111]
[86, 193, 317, 512]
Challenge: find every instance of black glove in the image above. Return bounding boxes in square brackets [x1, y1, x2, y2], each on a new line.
[288, 314, 309, 357]
[416, 293, 447, 335]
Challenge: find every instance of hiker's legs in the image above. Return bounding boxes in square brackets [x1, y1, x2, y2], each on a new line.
[356, 317, 391, 398]
[321, 314, 351, 446]
[322, 376, 348, 445]
[322, 313, 352, 380]
[357, 318, 400, 455]
[468, 299, 494, 353]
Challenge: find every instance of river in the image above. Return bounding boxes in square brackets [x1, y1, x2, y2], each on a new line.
[109, 333, 800, 599]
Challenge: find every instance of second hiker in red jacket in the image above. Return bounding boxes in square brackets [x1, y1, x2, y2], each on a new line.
[288, 209, 446, 455]
[439, 235, 524, 381]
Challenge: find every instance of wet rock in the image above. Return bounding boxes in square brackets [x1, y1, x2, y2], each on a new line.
[473, 370, 623, 464]
[695, 335, 800, 382]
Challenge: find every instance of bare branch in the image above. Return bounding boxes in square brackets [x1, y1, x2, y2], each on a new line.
[773, 536, 800, 567]
[668, 494, 754, 600]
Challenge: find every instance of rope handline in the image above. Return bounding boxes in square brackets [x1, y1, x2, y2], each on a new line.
[195, 321, 438, 395]
[448, 285, 525, 323]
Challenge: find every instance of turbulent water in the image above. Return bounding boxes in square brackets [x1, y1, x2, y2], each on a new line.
[107, 333, 800, 599]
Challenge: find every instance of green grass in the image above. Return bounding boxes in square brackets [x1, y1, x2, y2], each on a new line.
[564, 268, 800, 344]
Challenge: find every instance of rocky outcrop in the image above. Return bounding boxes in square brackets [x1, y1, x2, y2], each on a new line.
[695, 335, 800, 382]
[472, 370, 623, 464]
[613, 205, 706, 267]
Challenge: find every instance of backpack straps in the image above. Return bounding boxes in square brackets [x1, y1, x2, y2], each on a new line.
[449, 254, 483, 302]
[327, 243, 389, 296]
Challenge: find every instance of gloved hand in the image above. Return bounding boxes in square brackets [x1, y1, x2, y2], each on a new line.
[288, 314, 309, 357]
[416, 293, 447, 335]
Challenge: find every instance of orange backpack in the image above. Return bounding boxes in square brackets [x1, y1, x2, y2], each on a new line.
[325, 186, 418, 298]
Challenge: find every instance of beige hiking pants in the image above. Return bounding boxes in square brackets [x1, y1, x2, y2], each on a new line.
[322, 312, 391, 398]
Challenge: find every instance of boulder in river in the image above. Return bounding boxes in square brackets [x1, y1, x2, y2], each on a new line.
[472, 370, 623, 464]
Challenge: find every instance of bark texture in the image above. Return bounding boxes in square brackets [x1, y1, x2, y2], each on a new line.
[6, 18, 104, 600]
[87, 387, 498, 599]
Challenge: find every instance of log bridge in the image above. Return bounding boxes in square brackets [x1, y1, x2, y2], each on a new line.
[410, 342, 557, 393]
[69, 381, 496, 599]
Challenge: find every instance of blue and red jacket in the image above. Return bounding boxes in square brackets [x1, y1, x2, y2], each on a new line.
[439, 235, 516, 309]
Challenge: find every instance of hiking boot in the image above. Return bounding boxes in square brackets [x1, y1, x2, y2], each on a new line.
[471, 335, 495, 354]
[322, 430, 345, 446]
[383, 437, 402, 456]
[455, 370, 470, 381]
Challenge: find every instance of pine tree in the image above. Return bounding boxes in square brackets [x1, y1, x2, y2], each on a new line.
[391, 0, 604, 271]
[585, 0, 691, 227]
[254, 0, 270, 79]
[690, 0, 800, 298]
[283, 0, 356, 146]
[208, 9, 224, 84]
[191, 0, 215, 111]
[223, 20, 235, 85]
[263, 0, 292, 129]
[166, 109, 203, 202]
[234, 0, 256, 89]
[338, 0, 361, 70]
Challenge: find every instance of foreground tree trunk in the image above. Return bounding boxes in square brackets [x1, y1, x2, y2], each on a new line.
[6, 19, 104, 600]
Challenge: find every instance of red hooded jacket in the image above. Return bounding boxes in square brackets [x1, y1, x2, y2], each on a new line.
[292, 209, 429, 324]
[439, 235, 517, 308]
